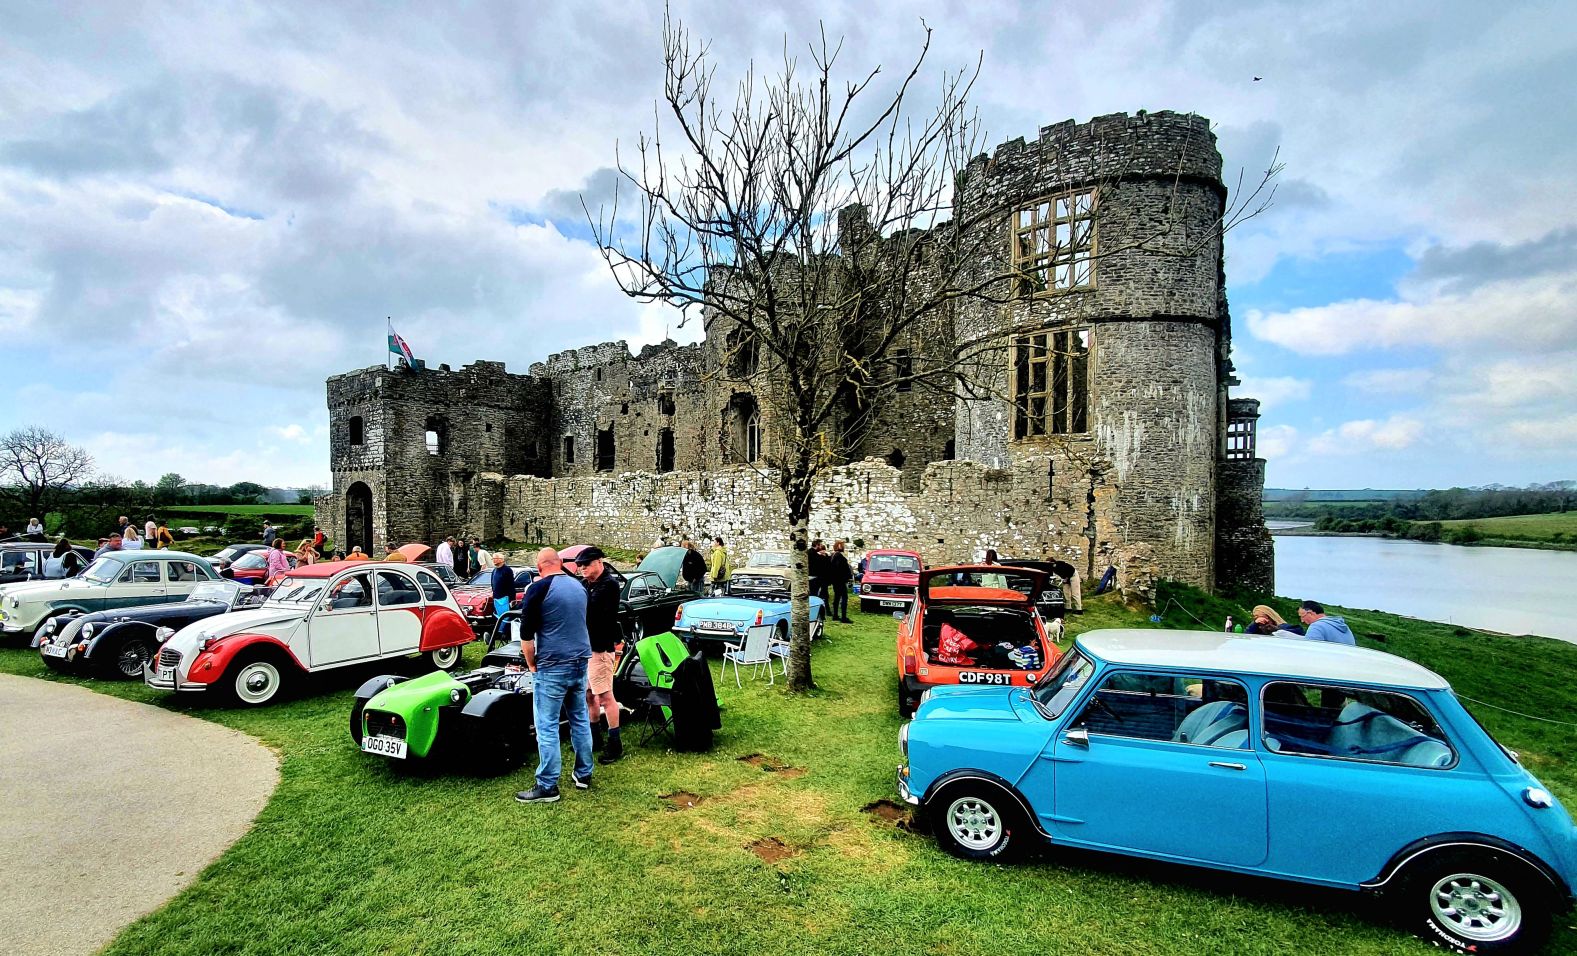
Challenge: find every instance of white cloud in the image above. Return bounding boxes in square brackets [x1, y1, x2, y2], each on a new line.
[1342, 368, 1433, 395]
[268, 424, 310, 443]
[1235, 375, 1310, 411]
[1306, 415, 1426, 456]
[1256, 423, 1298, 460]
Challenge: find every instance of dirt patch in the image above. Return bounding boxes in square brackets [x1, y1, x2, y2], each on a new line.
[737, 753, 806, 777]
[661, 791, 704, 810]
[862, 798, 918, 831]
[747, 837, 798, 863]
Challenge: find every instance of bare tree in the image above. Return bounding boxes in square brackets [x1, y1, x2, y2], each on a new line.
[0, 427, 94, 520]
[593, 15, 1279, 691]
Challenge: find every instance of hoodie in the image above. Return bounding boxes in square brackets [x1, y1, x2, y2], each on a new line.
[1303, 615, 1355, 646]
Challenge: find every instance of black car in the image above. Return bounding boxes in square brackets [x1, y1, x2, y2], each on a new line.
[0, 541, 95, 585]
[480, 566, 688, 650]
[998, 558, 1070, 620]
[207, 543, 271, 574]
[32, 580, 267, 679]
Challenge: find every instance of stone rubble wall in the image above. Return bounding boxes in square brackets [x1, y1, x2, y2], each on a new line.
[499, 456, 1176, 596]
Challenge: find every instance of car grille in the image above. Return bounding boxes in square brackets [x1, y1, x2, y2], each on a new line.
[158, 647, 182, 668]
[731, 576, 785, 591]
[364, 710, 406, 740]
[866, 584, 914, 597]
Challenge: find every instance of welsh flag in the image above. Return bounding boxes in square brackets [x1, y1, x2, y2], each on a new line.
[388, 326, 416, 366]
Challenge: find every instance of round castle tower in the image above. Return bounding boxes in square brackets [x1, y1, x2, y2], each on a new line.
[951, 111, 1231, 586]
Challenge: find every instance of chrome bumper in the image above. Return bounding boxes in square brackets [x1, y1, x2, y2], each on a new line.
[896, 766, 919, 805]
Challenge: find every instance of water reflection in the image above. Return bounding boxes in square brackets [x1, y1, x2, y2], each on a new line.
[1273, 534, 1577, 644]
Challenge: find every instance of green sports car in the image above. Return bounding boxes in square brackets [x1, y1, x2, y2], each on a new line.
[351, 646, 535, 774]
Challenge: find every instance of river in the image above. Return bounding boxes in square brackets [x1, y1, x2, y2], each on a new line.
[1272, 533, 1577, 644]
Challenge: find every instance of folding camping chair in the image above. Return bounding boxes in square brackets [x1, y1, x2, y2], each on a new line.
[633, 632, 689, 744]
[768, 619, 824, 676]
[722, 624, 776, 687]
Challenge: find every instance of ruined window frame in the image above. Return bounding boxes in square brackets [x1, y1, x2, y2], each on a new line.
[745, 409, 762, 463]
[349, 415, 364, 446]
[562, 435, 576, 465]
[894, 348, 913, 392]
[1010, 189, 1097, 297]
[1012, 327, 1091, 439]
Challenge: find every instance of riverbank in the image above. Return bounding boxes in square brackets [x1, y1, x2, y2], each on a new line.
[1269, 525, 1577, 552]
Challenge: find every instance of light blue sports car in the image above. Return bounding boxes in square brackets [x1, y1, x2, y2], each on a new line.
[671, 593, 824, 647]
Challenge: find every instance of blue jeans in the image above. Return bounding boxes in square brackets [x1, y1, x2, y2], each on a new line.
[532, 661, 594, 790]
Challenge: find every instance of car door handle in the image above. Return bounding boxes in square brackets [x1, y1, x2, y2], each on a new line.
[1208, 761, 1246, 771]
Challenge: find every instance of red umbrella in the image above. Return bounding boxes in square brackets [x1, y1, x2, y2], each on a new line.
[558, 544, 590, 576]
[396, 542, 431, 561]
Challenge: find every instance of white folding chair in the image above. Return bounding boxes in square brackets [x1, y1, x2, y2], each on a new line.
[721, 624, 776, 687]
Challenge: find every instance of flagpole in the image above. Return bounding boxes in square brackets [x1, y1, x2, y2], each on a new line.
[386, 317, 392, 371]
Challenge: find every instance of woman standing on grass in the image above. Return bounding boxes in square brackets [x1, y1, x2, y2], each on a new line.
[294, 539, 316, 566]
[122, 523, 144, 550]
[265, 538, 292, 581]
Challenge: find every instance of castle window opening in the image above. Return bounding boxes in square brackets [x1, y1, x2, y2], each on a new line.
[895, 349, 913, 391]
[1013, 328, 1089, 438]
[658, 391, 676, 416]
[423, 416, 447, 456]
[657, 428, 675, 473]
[746, 410, 762, 463]
[943, 439, 955, 460]
[1012, 190, 1095, 296]
[563, 435, 575, 465]
[349, 416, 364, 446]
[729, 330, 760, 378]
[594, 367, 604, 382]
[1226, 416, 1257, 460]
[887, 448, 906, 469]
[595, 427, 615, 472]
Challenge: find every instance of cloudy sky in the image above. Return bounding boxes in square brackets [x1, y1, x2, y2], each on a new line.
[1, 0, 1572, 491]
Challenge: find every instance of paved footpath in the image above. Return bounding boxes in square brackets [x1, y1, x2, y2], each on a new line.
[0, 675, 280, 956]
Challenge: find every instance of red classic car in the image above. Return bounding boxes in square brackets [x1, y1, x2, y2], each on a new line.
[857, 548, 922, 613]
[894, 564, 1062, 717]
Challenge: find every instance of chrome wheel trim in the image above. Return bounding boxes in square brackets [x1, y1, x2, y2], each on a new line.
[117, 642, 151, 677]
[630, 618, 645, 641]
[235, 661, 281, 705]
[432, 645, 461, 668]
[1430, 872, 1521, 943]
[945, 796, 1003, 851]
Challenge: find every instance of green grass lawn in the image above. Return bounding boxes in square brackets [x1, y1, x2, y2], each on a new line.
[165, 504, 315, 517]
[1436, 511, 1577, 544]
[2, 589, 1574, 955]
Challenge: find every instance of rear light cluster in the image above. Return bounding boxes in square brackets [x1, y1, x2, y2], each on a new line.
[675, 604, 684, 623]
[754, 610, 764, 626]
[902, 653, 917, 675]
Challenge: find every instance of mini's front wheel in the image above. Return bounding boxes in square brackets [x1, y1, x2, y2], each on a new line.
[1396, 850, 1551, 953]
[929, 783, 1027, 861]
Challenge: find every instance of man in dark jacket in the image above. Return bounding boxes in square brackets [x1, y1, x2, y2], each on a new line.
[827, 540, 853, 622]
[808, 539, 829, 603]
[489, 552, 517, 621]
[680, 538, 707, 596]
[578, 547, 623, 762]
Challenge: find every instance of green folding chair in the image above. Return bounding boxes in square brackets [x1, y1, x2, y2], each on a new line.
[634, 632, 690, 742]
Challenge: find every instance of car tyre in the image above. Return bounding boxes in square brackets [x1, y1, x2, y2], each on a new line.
[426, 644, 463, 671]
[105, 634, 156, 681]
[626, 617, 645, 643]
[218, 651, 292, 708]
[467, 706, 528, 776]
[928, 782, 1028, 862]
[897, 676, 916, 718]
[859, 599, 874, 614]
[1394, 849, 1552, 954]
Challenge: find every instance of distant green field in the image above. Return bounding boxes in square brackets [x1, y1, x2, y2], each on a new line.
[1437, 511, 1577, 542]
[164, 504, 314, 516]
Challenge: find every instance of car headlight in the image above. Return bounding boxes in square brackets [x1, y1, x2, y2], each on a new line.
[449, 688, 465, 704]
[156, 626, 175, 642]
[81, 623, 95, 639]
[899, 721, 910, 757]
[7, 596, 17, 608]
[43, 618, 57, 635]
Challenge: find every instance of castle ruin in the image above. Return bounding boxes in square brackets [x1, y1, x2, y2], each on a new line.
[316, 111, 1274, 595]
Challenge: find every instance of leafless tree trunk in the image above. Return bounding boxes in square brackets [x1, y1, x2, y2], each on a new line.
[0, 427, 94, 520]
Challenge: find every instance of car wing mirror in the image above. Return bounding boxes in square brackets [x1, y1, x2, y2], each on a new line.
[892, 611, 905, 620]
[1062, 727, 1090, 748]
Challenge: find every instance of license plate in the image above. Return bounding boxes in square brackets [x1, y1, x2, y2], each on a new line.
[957, 671, 1012, 685]
[880, 600, 906, 608]
[700, 619, 736, 631]
[41, 643, 68, 658]
[362, 735, 408, 759]
[156, 666, 175, 682]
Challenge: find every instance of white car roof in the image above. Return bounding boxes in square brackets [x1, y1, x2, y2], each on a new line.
[1075, 629, 1450, 691]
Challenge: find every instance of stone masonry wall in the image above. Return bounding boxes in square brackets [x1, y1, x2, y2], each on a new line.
[498, 455, 1181, 595]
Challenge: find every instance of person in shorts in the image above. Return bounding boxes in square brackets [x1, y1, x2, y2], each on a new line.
[578, 547, 624, 763]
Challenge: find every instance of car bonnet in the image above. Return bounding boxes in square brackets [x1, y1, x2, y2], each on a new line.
[367, 669, 467, 712]
[165, 605, 305, 652]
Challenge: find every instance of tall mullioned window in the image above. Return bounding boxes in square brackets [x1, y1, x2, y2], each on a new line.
[1012, 190, 1096, 296]
[1013, 329, 1090, 438]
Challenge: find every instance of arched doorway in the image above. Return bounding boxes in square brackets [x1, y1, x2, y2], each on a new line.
[345, 482, 373, 556]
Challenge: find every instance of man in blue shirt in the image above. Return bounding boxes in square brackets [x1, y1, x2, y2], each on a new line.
[1297, 600, 1356, 645]
[489, 552, 517, 621]
[516, 547, 595, 804]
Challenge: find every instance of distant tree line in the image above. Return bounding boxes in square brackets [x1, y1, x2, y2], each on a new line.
[1267, 484, 1575, 522]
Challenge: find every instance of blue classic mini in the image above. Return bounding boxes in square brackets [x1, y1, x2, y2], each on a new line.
[897, 629, 1577, 954]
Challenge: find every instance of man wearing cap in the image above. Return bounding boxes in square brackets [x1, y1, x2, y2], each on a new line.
[516, 547, 595, 804]
[577, 547, 624, 762]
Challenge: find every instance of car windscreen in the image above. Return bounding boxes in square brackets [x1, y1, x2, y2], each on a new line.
[268, 578, 326, 603]
[187, 581, 241, 604]
[924, 568, 1040, 596]
[868, 554, 919, 573]
[466, 570, 493, 587]
[213, 547, 246, 561]
[1032, 650, 1093, 716]
[748, 552, 791, 568]
[83, 557, 122, 584]
[233, 552, 269, 569]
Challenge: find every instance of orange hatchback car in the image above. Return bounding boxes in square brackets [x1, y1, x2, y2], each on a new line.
[895, 565, 1062, 717]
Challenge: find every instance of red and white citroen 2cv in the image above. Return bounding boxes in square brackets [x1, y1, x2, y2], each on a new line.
[145, 561, 473, 707]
